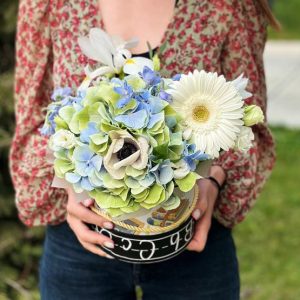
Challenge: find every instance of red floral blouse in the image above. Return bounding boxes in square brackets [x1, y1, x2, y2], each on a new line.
[10, 0, 275, 227]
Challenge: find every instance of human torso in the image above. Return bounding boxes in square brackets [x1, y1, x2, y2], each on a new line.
[53, 0, 222, 86]
[98, 0, 176, 54]
[51, 0, 264, 96]
[12, 0, 271, 227]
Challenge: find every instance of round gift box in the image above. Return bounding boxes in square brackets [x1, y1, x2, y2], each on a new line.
[89, 185, 199, 264]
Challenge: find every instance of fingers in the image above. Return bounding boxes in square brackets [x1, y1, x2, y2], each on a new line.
[82, 198, 95, 207]
[67, 213, 115, 250]
[187, 215, 211, 252]
[187, 180, 210, 252]
[79, 240, 114, 259]
[191, 188, 208, 222]
[67, 199, 114, 230]
[66, 191, 116, 259]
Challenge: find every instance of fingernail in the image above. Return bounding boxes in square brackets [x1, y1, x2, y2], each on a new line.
[192, 209, 201, 221]
[83, 198, 93, 207]
[106, 254, 114, 259]
[103, 241, 114, 249]
[103, 222, 114, 229]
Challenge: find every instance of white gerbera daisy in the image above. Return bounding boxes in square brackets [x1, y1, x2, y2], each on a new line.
[168, 70, 245, 158]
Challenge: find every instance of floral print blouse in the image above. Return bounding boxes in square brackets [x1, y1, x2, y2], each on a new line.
[10, 0, 275, 227]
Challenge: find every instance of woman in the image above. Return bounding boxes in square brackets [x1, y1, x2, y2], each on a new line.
[10, 0, 278, 299]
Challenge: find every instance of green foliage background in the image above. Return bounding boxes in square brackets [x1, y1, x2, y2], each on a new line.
[0, 0, 299, 299]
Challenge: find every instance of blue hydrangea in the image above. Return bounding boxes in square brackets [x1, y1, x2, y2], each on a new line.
[114, 81, 134, 108]
[65, 145, 103, 191]
[51, 87, 72, 101]
[140, 66, 161, 86]
[80, 122, 99, 143]
[183, 143, 208, 171]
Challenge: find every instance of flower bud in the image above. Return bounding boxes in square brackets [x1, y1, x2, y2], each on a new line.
[243, 105, 264, 126]
[152, 54, 161, 71]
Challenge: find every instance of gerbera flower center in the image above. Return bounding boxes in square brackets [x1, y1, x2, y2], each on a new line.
[192, 105, 210, 123]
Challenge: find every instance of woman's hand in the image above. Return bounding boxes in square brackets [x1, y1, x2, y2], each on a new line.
[187, 166, 226, 252]
[66, 187, 115, 259]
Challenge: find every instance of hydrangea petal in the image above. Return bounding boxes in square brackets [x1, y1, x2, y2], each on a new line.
[159, 164, 174, 185]
[65, 172, 81, 184]
[162, 195, 181, 210]
[81, 177, 94, 191]
[175, 172, 200, 192]
[73, 145, 94, 162]
[114, 110, 148, 129]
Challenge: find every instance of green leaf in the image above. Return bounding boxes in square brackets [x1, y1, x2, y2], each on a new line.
[168, 148, 181, 161]
[153, 142, 169, 159]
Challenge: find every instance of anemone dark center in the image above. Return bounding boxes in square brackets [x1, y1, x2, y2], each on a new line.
[117, 142, 138, 160]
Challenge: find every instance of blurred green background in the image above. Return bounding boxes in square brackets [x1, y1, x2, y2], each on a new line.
[0, 0, 299, 299]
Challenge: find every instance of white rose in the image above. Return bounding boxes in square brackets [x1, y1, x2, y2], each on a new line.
[234, 127, 254, 152]
[50, 130, 76, 151]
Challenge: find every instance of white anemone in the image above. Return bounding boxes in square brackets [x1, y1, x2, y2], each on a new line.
[168, 70, 246, 158]
[103, 131, 149, 180]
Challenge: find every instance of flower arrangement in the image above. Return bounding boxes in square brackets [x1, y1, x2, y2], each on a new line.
[41, 28, 264, 221]
[40, 28, 265, 262]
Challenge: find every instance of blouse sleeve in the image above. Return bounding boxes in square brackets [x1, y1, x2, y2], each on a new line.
[212, 1, 276, 228]
[9, 0, 67, 226]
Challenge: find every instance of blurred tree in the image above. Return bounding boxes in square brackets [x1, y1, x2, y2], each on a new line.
[0, 0, 18, 72]
[0, 0, 17, 209]
[0, 2, 43, 298]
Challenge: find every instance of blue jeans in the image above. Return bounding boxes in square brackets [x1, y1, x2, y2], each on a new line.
[39, 219, 240, 299]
